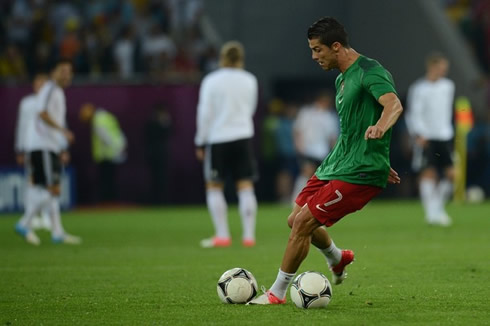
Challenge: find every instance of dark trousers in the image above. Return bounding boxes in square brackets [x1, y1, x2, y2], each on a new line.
[98, 160, 117, 202]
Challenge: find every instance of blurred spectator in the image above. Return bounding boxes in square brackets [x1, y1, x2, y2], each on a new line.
[79, 103, 127, 203]
[168, 42, 200, 81]
[0, 44, 28, 82]
[467, 116, 490, 196]
[291, 91, 339, 203]
[275, 102, 299, 204]
[467, 82, 490, 196]
[260, 98, 283, 201]
[113, 25, 137, 79]
[49, 0, 81, 44]
[59, 20, 81, 60]
[144, 102, 172, 204]
[142, 23, 176, 77]
[445, 0, 490, 73]
[166, 0, 203, 39]
[6, 0, 34, 48]
[199, 43, 219, 74]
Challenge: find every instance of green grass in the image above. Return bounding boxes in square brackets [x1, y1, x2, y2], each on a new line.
[1, 201, 490, 325]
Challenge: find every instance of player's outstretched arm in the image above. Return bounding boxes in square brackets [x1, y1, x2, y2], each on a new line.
[364, 92, 403, 140]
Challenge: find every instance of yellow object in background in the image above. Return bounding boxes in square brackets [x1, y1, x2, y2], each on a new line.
[453, 96, 473, 202]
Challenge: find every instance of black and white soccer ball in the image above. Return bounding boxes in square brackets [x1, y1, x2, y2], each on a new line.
[217, 268, 258, 304]
[290, 271, 332, 309]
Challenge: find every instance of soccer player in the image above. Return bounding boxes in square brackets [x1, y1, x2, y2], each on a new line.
[405, 53, 455, 226]
[291, 90, 339, 203]
[248, 17, 403, 305]
[195, 41, 258, 248]
[14, 73, 52, 231]
[15, 59, 81, 245]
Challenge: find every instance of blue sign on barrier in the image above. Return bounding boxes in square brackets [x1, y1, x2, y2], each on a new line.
[0, 167, 76, 213]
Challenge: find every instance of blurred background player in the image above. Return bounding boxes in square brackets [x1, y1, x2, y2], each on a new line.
[291, 90, 339, 202]
[79, 103, 127, 203]
[15, 59, 81, 245]
[406, 53, 455, 226]
[195, 41, 258, 248]
[14, 73, 52, 231]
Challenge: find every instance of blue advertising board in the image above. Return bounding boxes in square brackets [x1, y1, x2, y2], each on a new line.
[0, 167, 76, 213]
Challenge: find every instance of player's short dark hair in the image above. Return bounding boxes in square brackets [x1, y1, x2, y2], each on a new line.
[50, 58, 73, 72]
[425, 52, 448, 66]
[307, 17, 350, 48]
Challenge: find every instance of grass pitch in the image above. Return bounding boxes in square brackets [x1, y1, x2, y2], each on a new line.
[1, 201, 489, 325]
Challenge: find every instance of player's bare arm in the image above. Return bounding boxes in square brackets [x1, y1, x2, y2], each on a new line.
[39, 111, 75, 144]
[364, 92, 403, 140]
[195, 147, 205, 161]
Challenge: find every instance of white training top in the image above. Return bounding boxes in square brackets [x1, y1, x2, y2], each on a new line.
[294, 106, 339, 161]
[26, 80, 68, 153]
[194, 67, 258, 146]
[405, 77, 455, 141]
[14, 93, 38, 153]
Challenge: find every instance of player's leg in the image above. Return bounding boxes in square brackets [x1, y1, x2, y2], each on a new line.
[291, 176, 345, 267]
[291, 161, 313, 204]
[287, 203, 340, 267]
[44, 152, 81, 244]
[40, 204, 52, 231]
[236, 179, 257, 247]
[419, 166, 440, 224]
[15, 151, 49, 245]
[249, 205, 322, 304]
[16, 184, 50, 245]
[433, 140, 455, 225]
[249, 179, 383, 304]
[289, 209, 349, 285]
[201, 143, 231, 247]
[233, 139, 258, 247]
[201, 181, 231, 247]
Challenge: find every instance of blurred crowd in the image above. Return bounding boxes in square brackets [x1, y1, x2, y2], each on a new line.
[444, 0, 490, 74]
[0, 0, 219, 84]
[443, 0, 490, 196]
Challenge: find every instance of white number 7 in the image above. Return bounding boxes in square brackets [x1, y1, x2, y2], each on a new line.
[315, 190, 343, 213]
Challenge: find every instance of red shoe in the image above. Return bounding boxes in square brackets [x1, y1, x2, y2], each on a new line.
[242, 238, 256, 247]
[200, 237, 231, 248]
[330, 249, 354, 285]
[247, 289, 286, 305]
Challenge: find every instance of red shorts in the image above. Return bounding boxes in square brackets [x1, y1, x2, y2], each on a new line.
[295, 175, 382, 227]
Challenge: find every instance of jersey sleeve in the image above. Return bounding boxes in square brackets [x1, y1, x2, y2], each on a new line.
[362, 67, 397, 101]
[14, 99, 28, 152]
[405, 82, 425, 136]
[194, 77, 213, 146]
[250, 75, 259, 115]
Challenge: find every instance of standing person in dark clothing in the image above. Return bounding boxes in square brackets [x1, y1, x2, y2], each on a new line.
[144, 102, 172, 204]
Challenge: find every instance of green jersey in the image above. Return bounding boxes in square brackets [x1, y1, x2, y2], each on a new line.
[315, 55, 397, 188]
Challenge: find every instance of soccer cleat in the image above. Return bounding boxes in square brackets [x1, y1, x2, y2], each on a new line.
[52, 234, 82, 245]
[433, 213, 452, 227]
[242, 238, 256, 247]
[247, 289, 286, 305]
[15, 223, 41, 246]
[330, 249, 354, 285]
[200, 237, 231, 248]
